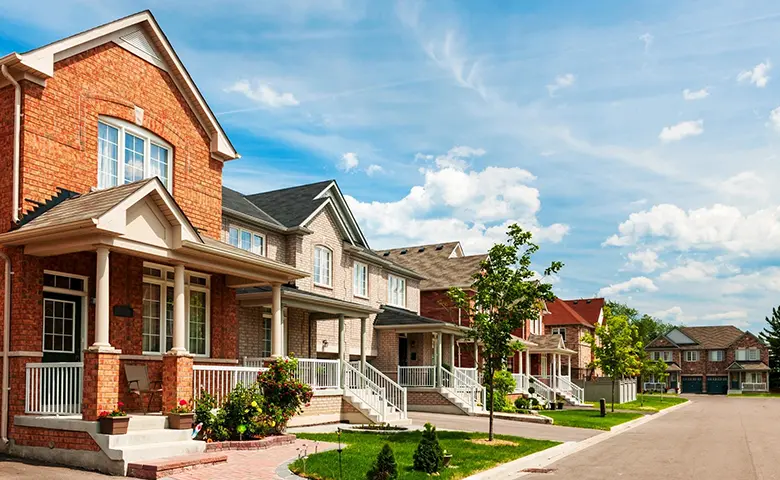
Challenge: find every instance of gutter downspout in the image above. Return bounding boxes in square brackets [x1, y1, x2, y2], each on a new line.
[1, 65, 21, 223]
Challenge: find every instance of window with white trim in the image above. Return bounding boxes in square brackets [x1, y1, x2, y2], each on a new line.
[387, 274, 406, 307]
[97, 117, 173, 190]
[709, 350, 725, 362]
[551, 327, 566, 341]
[262, 315, 272, 358]
[142, 264, 210, 356]
[736, 348, 761, 361]
[684, 350, 700, 362]
[651, 351, 673, 362]
[313, 246, 332, 287]
[746, 372, 763, 384]
[353, 261, 368, 298]
[228, 225, 265, 256]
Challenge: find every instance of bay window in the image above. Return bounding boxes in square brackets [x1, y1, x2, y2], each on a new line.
[313, 246, 332, 287]
[387, 274, 406, 307]
[97, 117, 172, 190]
[228, 225, 265, 256]
[353, 261, 368, 298]
[142, 264, 210, 356]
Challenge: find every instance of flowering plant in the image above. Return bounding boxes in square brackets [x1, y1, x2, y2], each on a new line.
[257, 356, 313, 434]
[170, 399, 193, 414]
[98, 401, 127, 418]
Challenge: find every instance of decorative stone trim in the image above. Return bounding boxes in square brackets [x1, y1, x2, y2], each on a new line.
[7, 351, 44, 357]
[204, 434, 296, 452]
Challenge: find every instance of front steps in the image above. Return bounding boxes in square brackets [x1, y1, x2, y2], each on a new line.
[343, 390, 411, 425]
[127, 452, 228, 479]
[441, 388, 484, 415]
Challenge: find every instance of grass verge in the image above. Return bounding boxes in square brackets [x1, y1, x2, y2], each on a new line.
[617, 394, 688, 412]
[291, 430, 559, 480]
[542, 409, 642, 430]
[727, 392, 780, 397]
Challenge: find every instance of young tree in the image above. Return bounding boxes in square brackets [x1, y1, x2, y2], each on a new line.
[638, 351, 669, 405]
[759, 306, 780, 388]
[449, 224, 562, 441]
[585, 306, 642, 412]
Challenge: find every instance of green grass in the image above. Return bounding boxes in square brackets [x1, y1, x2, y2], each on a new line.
[616, 394, 688, 412]
[542, 409, 643, 430]
[727, 392, 780, 397]
[290, 430, 559, 480]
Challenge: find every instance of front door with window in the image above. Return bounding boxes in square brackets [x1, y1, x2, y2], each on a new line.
[42, 293, 82, 363]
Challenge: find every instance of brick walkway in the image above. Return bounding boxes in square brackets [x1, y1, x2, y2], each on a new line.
[166, 439, 338, 480]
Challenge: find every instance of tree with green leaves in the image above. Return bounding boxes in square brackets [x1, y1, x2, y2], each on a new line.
[585, 306, 642, 412]
[606, 300, 675, 347]
[759, 306, 780, 388]
[449, 224, 562, 441]
[638, 351, 669, 405]
[367, 443, 398, 480]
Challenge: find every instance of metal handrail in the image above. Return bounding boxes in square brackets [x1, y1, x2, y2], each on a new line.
[351, 361, 407, 418]
[342, 360, 388, 421]
[555, 375, 584, 404]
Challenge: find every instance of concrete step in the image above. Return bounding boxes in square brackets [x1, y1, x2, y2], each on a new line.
[126, 415, 168, 431]
[108, 429, 193, 448]
[127, 452, 227, 479]
[119, 440, 206, 463]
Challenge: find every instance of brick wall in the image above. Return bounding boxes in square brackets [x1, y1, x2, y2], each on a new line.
[0, 86, 14, 226]
[287, 307, 314, 358]
[238, 306, 264, 358]
[407, 390, 452, 406]
[6, 43, 222, 238]
[420, 290, 462, 325]
[544, 324, 593, 380]
[11, 426, 100, 451]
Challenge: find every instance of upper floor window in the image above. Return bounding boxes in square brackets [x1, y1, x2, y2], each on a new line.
[98, 117, 173, 191]
[313, 246, 332, 287]
[387, 274, 406, 307]
[736, 348, 761, 361]
[228, 225, 265, 256]
[353, 261, 368, 298]
[684, 350, 700, 362]
[709, 350, 725, 362]
[651, 351, 673, 362]
[551, 327, 566, 341]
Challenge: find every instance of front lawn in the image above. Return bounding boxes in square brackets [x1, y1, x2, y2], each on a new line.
[291, 430, 559, 480]
[542, 409, 642, 430]
[617, 394, 687, 412]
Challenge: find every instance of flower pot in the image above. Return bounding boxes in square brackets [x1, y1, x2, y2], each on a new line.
[557, 402, 564, 410]
[442, 454, 453, 467]
[168, 413, 195, 430]
[99, 416, 129, 435]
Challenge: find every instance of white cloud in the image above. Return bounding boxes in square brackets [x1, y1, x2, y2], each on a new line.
[738, 61, 771, 88]
[365, 164, 384, 176]
[658, 120, 704, 143]
[719, 171, 768, 201]
[770, 107, 780, 132]
[598, 276, 658, 297]
[626, 249, 664, 273]
[683, 88, 709, 100]
[721, 267, 780, 295]
[652, 306, 687, 322]
[339, 152, 359, 171]
[659, 260, 738, 282]
[701, 310, 748, 321]
[604, 203, 780, 255]
[224, 80, 300, 107]
[639, 33, 653, 52]
[546, 73, 576, 96]
[433, 146, 485, 170]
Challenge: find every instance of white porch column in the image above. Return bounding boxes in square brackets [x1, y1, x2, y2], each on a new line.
[518, 350, 523, 375]
[271, 283, 283, 357]
[448, 334, 455, 368]
[338, 314, 346, 387]
[558, 354, 562, 377]
[474, 341, 479, 368]
[567, 354, 571, 378]
[92, 247, 112, 350]
[169, 264, 187, 353]
[525, 349, 530, 376]
[360, 317, 367, 368]
[552, 354, 557, 388]
[435, 332, 443, 387]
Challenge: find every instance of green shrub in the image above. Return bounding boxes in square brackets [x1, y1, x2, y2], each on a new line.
[413, 423, 443, 473]
[514, 397, 530, 410]
[484, 369, 516, 412]
[366, 443, 398, 480]
[257, 357, 314, 434]
[194, 383, 264, 441]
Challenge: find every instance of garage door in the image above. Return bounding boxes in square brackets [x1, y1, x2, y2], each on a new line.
[707, 376, 728, 395]
[682, 376, 703, 394]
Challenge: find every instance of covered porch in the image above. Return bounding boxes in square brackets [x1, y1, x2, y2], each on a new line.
[524, 334, 584, 405]
[726, 362, 770, 394]
[644, 363, 681, 393]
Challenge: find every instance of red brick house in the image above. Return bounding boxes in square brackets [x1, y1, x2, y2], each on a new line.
[542, 298, 597, 381]
[0, 11, 310, 474]
[645, 326, 769, 394]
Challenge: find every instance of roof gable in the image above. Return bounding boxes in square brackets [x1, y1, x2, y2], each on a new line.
[1, 10, 237, 161]
[563, 298, 604, 326]
[679, 326, 745, 349]
[666, 328, 698, 345]
[544, 299, 593, 328]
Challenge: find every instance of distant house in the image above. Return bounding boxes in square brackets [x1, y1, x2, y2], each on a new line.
[542, 298, 601, 380]
[645, 326, 769, 394]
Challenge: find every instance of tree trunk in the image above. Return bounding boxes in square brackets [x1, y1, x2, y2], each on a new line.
[488, 361, 494, 441]
[611, 378, 616, 412]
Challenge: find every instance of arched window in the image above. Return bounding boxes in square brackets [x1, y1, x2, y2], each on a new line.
[313, 246, 332, 287]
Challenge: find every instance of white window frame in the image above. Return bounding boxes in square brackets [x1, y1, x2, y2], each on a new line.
[313, 245, 333, 288]
[551, 327, 566, 342]
[746, 372, 763, 384]
[353, 261, 369, 299]
[142, 263, 211, 356]
[685, 350, 700, 362]
[228, 224, 266, 256]
[42, 298, 78, 354]
[387, 274, 406, 308]
[42, 270, 89, 360]
[652, 351, 673, 362]
[97, 116, 173, 191]
[262, 314, 272, 358]
[709, 350, 725, 362]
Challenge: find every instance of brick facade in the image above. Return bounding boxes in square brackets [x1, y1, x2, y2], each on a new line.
[543, 324, 592, 380]
[82, 350, 121, 421]
[162, 355, 194, 412]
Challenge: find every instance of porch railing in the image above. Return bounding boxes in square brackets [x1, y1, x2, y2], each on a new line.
[342, 360, 388, 421]
[192, 365, 266, 405]
[25, 362, 83, 415]
[454, 367, 479, 384]
[512, 373, 530, 394]
[397, 366, 436, 387]
[442, 367, 485, 412]
[528, 375, 555, 404]
[242, 357, 266, 368]
[294, 358, 340, 390]
[742, 382, 767, 392]
[351, 361, 407, 418]
[554, 375, 585, 405]
[644, 382, 666, 393]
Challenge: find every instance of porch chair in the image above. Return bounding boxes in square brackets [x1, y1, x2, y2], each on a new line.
[125, 364, 163, 414]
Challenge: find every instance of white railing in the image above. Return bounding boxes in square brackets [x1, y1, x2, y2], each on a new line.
[294, 358, 340, 390]
[25, 362, 83, 415]
[528, 376, 555, 404]
[512, 373, 530, 394]
[555, 375, 585, 405]
[454, 367, 478, 383]
[742, 382, 768, 392]
[193, 365, 266, 405]
[442, 367, 485, 412]
[397, 366, 436, 387]
[242, 357, 266, 368]
[351, 361, 407, 418]
[343, 360, 388, 421]
[644, 382, 666, 393]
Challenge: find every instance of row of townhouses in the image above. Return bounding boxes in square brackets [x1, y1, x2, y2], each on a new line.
[0, 10, 769, 475]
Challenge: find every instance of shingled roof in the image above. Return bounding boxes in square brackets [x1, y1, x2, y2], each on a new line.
[544, 298, 593, 328]
[563, 298, 604, 326]
[245, 180, 333, 228]
[375, 242, 485, 290]
[222, 186, 283, 228]
[678, 326, 745, 349]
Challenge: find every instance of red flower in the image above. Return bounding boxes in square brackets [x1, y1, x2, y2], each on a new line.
[179, 399, 188, 406]
[117, 401, 125, 408]
[98, 411, 109, 418]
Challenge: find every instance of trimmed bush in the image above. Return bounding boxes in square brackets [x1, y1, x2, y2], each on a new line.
[514, 397, 530, 410]
[485, 369, 516, 412]
[366, 443, 398, 480]
[413, 423, 443, 473]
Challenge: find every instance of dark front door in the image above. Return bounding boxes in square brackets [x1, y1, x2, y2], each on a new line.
[707, 376, 729, 395]
[398, 336, 409, 367]
[682, 376, 703, 394]
[42, 292, 82, 363]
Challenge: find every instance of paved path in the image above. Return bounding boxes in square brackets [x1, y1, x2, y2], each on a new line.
[408, 411, 602, 442]
[523, 395, 780, 480]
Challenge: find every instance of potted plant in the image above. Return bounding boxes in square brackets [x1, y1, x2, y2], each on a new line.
[556, 395, 565, 410]
[442, 449, 453, 467]
[98, 402, 129, 435]
[168, 399, 195, 430]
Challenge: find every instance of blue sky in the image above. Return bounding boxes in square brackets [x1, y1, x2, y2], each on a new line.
[2, 0, 780, 333]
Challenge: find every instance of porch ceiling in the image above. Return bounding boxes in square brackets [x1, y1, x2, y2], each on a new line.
[237, 286, 381, 318]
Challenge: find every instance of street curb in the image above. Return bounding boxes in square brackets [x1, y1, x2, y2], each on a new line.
[464, 399, 692, 479]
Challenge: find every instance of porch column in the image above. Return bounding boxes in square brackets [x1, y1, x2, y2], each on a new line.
[552, 354, 557, 388]
[92, 247, 112, 350]
[338, 314, 346, 388]
[170, 264, 187, 354]
[271, 283, 283, 357]
[360, 317, 367, 368]
[448, 334, 455, 368]
[567, 354, 572, 378]
[525, 349, 530, 376]
[474, 341, 479, 368]
[435, 332, 443, 388]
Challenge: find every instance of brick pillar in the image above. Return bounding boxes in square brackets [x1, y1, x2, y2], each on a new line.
[162, 354, 193, 413]
[82, 350, 121, 421]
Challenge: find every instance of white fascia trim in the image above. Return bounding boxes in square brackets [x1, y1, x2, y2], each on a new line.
[301, 198, 357, 246]
[314, 182, 368, 247]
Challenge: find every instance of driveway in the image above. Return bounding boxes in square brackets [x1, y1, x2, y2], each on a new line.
[408, 411, 601, 442]
[523, 395, 780, 480]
